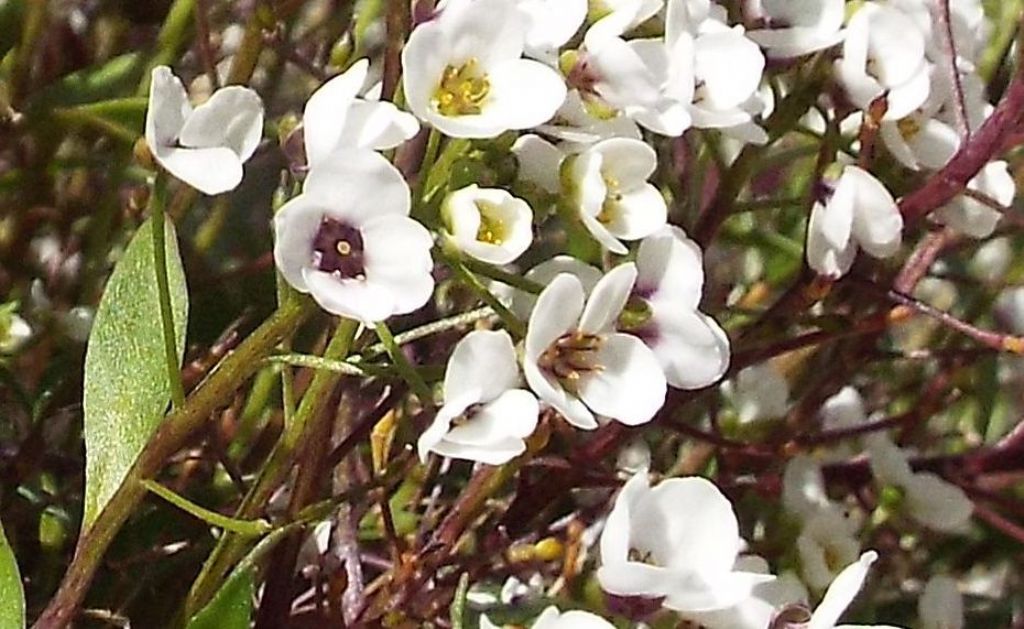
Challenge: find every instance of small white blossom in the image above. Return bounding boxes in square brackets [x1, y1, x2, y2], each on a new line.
[418, 330, 538, 465]
[746, 0, 846, 59]
[880, 113, 959, 171]
[782, 455, 833, 522]
[0, 308, 30, 353]
[724, 362, 789, 424]
[627, 226, 730, 389]
[564, 138, 667, 254]
[273, 150, 434, 324]
[834, 3, 930, 120]
[442, 184, 534, 264]
[806, 165, 903, 279]
[524, 264, 666, 429]
[866, 434, 973, 532]
[302, 59, 419, 168]
[145, 66, 264, 195]
[919, 575, 964, 629]
[402, 0, 566, 138]
[597, 472, 772, 612]
[935, 160, 1015, 239]
[798, 508, 862, 591]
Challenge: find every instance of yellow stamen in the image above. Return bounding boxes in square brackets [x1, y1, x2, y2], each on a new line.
[433, 58, 490, 116]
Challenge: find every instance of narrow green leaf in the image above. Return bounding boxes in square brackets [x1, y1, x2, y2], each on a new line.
[0, 518, 25, 629]
[142, 480, 271, 537]
[82, 218, 188, 529]
[450, 572, 469, 629]
[185, 568, 254, 629]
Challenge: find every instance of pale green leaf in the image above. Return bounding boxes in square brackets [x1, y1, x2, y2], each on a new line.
[0, 518, 25, 629]
[185, 568, 254, 629]
[82, 217, 188, 529]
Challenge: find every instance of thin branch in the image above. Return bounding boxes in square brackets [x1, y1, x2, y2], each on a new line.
[935, 0, 971, 138]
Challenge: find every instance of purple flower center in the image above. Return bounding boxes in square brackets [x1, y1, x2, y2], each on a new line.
[312, 217, 366, 279]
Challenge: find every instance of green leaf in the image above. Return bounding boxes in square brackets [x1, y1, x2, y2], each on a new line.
[82, 218, 188, 529]
[450, 572, 469, 629]
[185, 568, 254, 629]
[27, 52, 144, 112]
[0, 518, 25, 629]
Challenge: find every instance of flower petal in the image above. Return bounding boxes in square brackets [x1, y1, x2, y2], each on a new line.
[443, 329, 521, 403]
[145, 66, 191, 148]
[577, 332, 666, 425]
[153, 145, 243, 195]
[178, 86, 264, 160]
[807, 551, 878, 629]
[579, 263, 637, 334]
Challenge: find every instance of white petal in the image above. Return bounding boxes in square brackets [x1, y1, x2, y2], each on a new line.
[808, 551, 878, 629]
[485, 58, 567, 130]
[694, 29, 764, 111]
[580, 212, 629, 254]
[526, 273, 585, 360]
[401, 22, 450, 128]
[579, 263, 637, 334]
[304, 149, 411, 219]
[845, 166, 902, 259]
[443, 329, 521, 403]
[418, 400, 465, 461]
[919, 575, 964, 629]
[595, 137, 658, 183]
[430, 435, 526, 465]
[302, 59, 369, 166]
[866, 433, 914, 486]
[904, 473, 973, 532]
[178, 86, 264, 160]
[806, 199, 856, 278]
[343, 100, 420, 150]
[637, 476, 741, 573]
[524, 358, 598, 429]
[635, 225, 703, 308]
[512, 134, 564, 194]
[647, 308, 730, 389]
[577, 333, 666, 425]
[601, 183, 668, 241]
[301, 269, 396, 323]
[145, 66, 190, 148]
[273, 194, 323, 292]
[444, 389, 539, 445]
[152, 145, 243, 195]
[782, 455, 830, 520]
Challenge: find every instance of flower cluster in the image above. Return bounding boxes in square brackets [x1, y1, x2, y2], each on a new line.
[131, 0, 1013, 626]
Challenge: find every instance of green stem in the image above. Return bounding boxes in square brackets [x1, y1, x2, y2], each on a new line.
[137, 0, 198, 95]
[374, 322, 433, 402]
[362, 306, 494, 356]
[150, 179, 187, 409]
[461, 258, 544, 294]
[182, 317, 360, 618]
[32, 297, 315, 629]
[442, 249, 527, 338]
[142, 480, 271, 537]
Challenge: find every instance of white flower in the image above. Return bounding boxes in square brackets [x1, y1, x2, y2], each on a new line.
[524, 264, 666, 429]
[442, 185, 534, 264]
[301, 59, 419, 168]
[482, 606, 615, 629]
[597, 472, 772, 612]
[746, 0, 845, 58]
[273, 150, 434, 324]
[402, 0, 566, 138]
[879, 113, 959, 171]
[513, 134, 567, 194]
[806, 165, 903, 279]
[687, 25, 766, 132]
[626, 226, 730, 389]
[866, 434, 973, 532]
[578, 35, 691, 136]
[782, 455, 833, 521]
[418, 330, 538, 465]
[834, 3, 930, 120]
[724, 363, 789, 424]
[564, 138, 667, 254]
[935, 160, 1015, 239]
[806, 551, 905, 629]
[145, 66, 264, 195]
[919, 575, 964, 629]
[797, 508, 862, 591]
[821, 386, 868, 431]
[510, 256, 603, 320]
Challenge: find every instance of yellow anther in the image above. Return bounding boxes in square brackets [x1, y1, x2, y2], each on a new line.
[434, 58, 490, 116]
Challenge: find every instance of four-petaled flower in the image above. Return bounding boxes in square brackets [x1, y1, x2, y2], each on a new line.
[418, 329, 539, 465]
[145, 66, 264, 195]
[273, 150, 435, 324]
